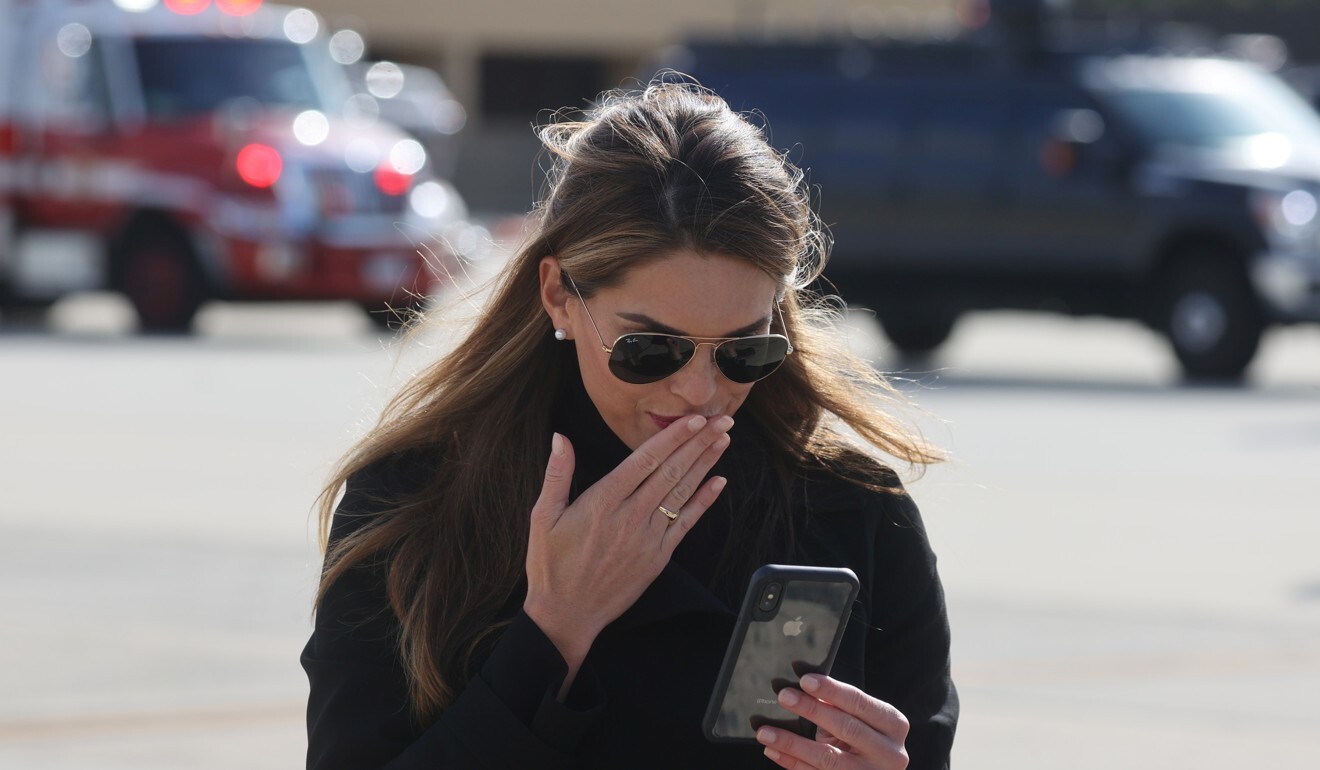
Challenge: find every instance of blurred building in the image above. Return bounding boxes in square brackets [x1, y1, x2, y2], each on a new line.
[295, 0, 1320, 214]
[296, 0, 963, 212]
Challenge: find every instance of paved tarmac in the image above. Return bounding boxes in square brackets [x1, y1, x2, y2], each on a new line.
[1, 277, 1318, 768]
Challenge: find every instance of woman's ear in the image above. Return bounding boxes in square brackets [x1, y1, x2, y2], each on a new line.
[539, 256, 573, 339]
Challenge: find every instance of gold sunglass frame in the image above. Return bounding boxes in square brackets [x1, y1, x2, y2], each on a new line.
[565, 276, 793, 383]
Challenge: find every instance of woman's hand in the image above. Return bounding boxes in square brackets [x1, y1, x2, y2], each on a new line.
[756, 674, 910, 770]
[523, 414, 733, 687]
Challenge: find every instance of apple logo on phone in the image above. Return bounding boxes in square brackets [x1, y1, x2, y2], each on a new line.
[782, 617, 804, 637]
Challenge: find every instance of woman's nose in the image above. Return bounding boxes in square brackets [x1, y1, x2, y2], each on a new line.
[668, 343, 721, 405]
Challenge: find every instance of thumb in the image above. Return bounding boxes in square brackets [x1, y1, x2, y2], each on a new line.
[533, 433, 575, 522]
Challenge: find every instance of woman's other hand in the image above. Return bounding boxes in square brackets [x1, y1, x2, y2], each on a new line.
[523, 414, 732, 687]
[756, 674, 910, 770]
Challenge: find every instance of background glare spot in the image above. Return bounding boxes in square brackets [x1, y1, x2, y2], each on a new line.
[432, 101, 467, 135]
[283, 8, 320, 44]
[366, 62, 405, 99]
[329, 29, 365, 65]
[1246, 133, 1292, 169]
[113, 0, 160, 10]
[1061, 109, 1105, 143]
[56, 24, 93, 59]
[343, 93, 380, 128]
[390, 139, 427, 175]
[344, 139, 380, 173]
[293, 110, 330, 146]
[1281, 190, 1317, 227]
[410, 181, 449, 218]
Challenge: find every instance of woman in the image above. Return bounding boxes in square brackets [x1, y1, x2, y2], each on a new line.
[302, 80, 957, 769]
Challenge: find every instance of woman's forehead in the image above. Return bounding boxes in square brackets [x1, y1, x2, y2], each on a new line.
[592, 250, 780, 334]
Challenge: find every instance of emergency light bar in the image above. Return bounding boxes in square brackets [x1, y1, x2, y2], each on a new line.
[114, 0, 264, 15]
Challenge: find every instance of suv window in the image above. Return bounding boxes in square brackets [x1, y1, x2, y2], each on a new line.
[1089, 58, 1320, 148]
[40, 35, 112, 129]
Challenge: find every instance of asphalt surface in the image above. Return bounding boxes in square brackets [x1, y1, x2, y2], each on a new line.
[2, 279, 1318, 768]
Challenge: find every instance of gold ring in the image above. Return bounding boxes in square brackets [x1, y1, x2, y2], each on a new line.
[658, 505, 679, 522]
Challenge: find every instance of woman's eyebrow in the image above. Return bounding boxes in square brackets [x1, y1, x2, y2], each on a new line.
[616, 312, 771, 338]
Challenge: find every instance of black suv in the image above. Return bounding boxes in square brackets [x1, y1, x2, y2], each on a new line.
[662, 37, 1320, 379]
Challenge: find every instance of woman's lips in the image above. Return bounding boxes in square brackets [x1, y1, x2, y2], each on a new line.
[649, 412, 723, 430]
[649, 413, 680, 430]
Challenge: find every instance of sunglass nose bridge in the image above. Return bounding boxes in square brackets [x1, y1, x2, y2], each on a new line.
[691, 340, 723, 362]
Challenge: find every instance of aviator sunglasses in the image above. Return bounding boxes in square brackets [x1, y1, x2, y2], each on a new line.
[566, 276, 793, 385]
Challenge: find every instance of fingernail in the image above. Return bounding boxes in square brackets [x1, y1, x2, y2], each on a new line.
[779, 688, 799, 707]
[714, 415, 734, 431]
[757, 727, 776, 745]
[551, 433, 564, 456]
[711, 477, 727, 494]
[764, 748, 781, 761]
[687, 415, 707, 431]
[713, 433, 731, 450]
[801, 674, 821, 693]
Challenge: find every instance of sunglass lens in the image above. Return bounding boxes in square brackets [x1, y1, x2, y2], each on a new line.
[715, 336, 790, 383]
[608, 334, 697, 384]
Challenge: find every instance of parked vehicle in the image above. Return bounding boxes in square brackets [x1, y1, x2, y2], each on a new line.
[350, 60, 467, 181]
[0, 0, 472, 331]
[662, 27, 1320, 379]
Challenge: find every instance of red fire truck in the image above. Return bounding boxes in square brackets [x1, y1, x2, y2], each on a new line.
[0, 0, 470, 331]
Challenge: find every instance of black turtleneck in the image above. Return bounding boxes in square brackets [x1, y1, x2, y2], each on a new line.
[304, 367, 959, 770]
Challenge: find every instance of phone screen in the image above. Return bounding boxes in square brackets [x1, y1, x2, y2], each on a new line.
[706, 569, 856, 741]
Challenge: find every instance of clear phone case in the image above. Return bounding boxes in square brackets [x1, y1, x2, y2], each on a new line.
[703, 564, 859, 743]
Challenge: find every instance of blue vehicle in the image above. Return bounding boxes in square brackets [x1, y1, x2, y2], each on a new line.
[659, 32, 1320, 379]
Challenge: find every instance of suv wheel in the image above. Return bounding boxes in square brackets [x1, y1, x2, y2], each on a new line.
[115, 228, 207, 333]
[1159, 251, 1263, 380]
[881, 312, 958, 356]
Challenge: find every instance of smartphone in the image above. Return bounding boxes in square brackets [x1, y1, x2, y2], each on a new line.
[702, 564, 860, 743]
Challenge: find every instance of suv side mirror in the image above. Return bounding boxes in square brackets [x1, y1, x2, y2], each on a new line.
[1040, 108, 1130, 178]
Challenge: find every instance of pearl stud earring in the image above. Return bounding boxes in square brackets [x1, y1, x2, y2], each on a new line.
[554, 328, 567, 341]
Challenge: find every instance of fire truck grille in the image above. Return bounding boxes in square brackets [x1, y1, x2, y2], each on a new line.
[309, 168, 409, 218]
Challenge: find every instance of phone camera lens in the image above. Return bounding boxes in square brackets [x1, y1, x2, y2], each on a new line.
[758, 582, 782, 612]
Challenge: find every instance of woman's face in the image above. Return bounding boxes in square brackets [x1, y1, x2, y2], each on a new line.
[542, 250, 781, 450]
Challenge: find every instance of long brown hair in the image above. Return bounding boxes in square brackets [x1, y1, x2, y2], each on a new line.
[313, 80, 943, 724]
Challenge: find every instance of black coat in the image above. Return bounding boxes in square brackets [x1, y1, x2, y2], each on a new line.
[302, 388, 958, 769]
